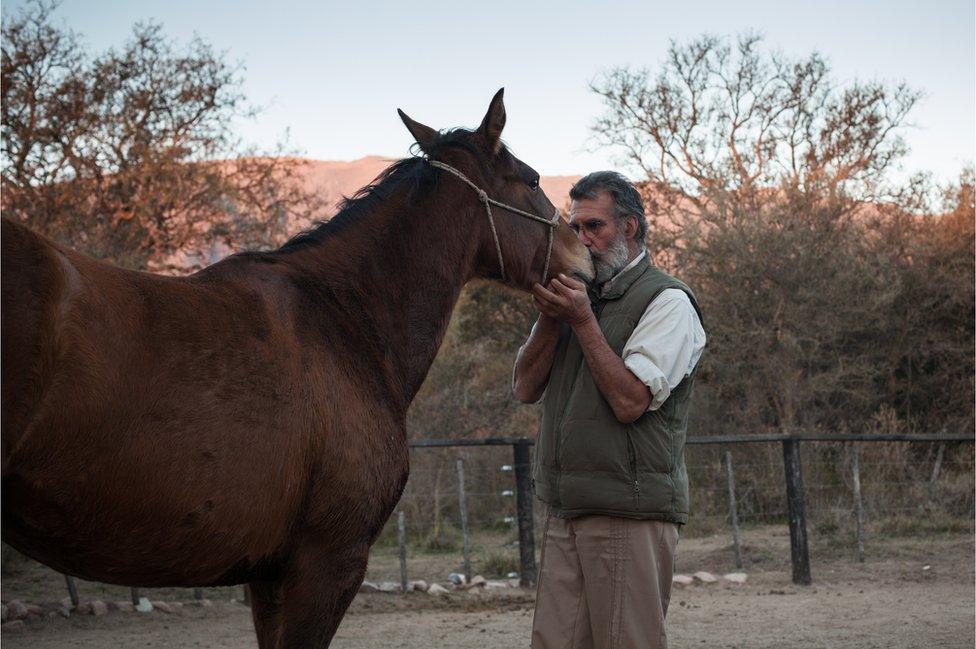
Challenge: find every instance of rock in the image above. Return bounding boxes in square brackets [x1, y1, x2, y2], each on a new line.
[672, 574, 694, 586]
[377, 581, 400, 593]
[723, 572, 748, 584]
[693, 571, 718, 584]
[427, 583, 449, 595]
[485, 580, 510, 590]
[467, 575, 487, 588]
[1, 620, 26, 633]
[111, 601, 134, 612]
[6, 600, 28, 620]
[1, 604, 7, 622]
[60, 597, 75, 611]
[135, 597, 154, 613]
[358, 581, 380, 593]
[152, 601, 176, 614]
[448, 572, 466, 586]
[408, 580, 428, 592]
[89, 600, 108, 616]
[57, 605, 71, 618]
[25, 603, 43, 616]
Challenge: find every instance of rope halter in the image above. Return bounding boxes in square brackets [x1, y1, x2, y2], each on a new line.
[428, 159, 560, 284]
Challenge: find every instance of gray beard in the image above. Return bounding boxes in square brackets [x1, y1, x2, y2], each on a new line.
[592, 235, 631, 285]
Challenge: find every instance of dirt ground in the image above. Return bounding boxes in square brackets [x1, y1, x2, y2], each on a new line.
[2, 528, 973, 648]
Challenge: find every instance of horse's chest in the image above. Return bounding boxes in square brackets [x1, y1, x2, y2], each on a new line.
[300, 401, 409, 541]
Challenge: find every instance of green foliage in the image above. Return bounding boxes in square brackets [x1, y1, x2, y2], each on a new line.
[420, 525, 460, 553]
[477, 551, 519, 578]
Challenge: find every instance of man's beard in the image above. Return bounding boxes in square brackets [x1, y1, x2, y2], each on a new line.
[592, 234, 631, 284]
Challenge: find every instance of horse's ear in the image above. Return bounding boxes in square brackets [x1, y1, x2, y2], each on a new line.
[398, 109, 438, 154]
[478, 88, 506, 154]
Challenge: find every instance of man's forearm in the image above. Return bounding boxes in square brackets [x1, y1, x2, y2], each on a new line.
[512, 315, 562, 403]
[571, 317, 651, 423]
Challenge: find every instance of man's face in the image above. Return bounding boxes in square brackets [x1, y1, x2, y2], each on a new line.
[568, 192, 632, 283]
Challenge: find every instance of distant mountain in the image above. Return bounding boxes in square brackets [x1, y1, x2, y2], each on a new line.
[150, 157, 581, 272]
[291, 156, 581, 216]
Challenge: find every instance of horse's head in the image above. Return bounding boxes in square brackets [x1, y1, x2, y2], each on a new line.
[397, 89, 594, 290]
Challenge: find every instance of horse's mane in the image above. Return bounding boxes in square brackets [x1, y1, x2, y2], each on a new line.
[277, 129, 500, 253]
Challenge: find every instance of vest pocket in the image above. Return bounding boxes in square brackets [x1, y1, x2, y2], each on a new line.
[631, 412, 673, 473]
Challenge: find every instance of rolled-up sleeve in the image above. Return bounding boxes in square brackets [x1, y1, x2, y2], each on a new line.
[512, 320, 547, 404]
[622, 288, 706, 411]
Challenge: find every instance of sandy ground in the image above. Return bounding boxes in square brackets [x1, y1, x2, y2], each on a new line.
[3, 529, 973, 648]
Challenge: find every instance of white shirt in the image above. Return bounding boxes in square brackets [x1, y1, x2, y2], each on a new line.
[615, 252, 707, 410]
[517, 250, 707, 411]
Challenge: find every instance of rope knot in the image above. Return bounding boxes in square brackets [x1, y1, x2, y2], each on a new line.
[476, 189, 488, 203]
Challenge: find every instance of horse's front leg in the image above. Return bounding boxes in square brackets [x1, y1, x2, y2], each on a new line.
[249, 580, 283, 649]
[273, 537, 370, 648]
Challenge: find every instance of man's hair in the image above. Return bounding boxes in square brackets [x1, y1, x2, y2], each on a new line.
[569, 171, 647, 245]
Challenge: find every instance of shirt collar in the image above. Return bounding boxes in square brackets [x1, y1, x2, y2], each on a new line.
[600, 250, 647, 297]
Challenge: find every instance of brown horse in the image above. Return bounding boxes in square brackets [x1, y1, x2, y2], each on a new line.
[1, 89, 593, 647]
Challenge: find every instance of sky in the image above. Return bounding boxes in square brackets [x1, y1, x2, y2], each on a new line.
[5, 0, 974, 182]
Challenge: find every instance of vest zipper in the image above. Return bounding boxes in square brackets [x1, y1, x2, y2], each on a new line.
[625, 431, 639, 510]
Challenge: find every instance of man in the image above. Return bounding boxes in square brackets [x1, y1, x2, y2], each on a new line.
[513, 171, 706, 649]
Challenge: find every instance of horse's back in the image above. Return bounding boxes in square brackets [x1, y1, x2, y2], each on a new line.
[1, 219, 71, 459]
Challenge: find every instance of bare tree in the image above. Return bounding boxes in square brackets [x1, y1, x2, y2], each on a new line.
[1, 1, 322, 270]
[591, 34, 919, 241]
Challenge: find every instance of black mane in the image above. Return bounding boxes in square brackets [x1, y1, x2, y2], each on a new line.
[277, 129, 502, 253]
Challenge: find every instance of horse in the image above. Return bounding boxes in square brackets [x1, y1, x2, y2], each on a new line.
[1, 89, 593, 647]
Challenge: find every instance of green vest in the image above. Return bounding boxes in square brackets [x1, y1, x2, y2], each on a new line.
[532, 259, 703, 524]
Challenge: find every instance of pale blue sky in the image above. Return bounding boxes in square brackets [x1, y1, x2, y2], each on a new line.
[5, 0, 974, 181]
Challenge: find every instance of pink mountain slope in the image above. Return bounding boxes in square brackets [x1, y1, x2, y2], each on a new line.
[292, 156, 580, 216]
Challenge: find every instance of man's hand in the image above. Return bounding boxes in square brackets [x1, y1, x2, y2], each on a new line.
[531, 274, 594, 328]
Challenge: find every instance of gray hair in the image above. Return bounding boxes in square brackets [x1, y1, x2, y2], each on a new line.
[569, 171, 647, 245]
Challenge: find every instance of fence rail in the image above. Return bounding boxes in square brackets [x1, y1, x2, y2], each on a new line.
[403, 432, 972, 586]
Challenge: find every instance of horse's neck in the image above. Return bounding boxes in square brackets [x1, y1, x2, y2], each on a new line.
[281, 193, 477, 410]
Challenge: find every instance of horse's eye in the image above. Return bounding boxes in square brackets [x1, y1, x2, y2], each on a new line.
[528, 178, 539, 192]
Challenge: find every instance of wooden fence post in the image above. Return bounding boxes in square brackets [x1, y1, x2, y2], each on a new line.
[725, 451, 743, 569]
[782, 438, 811, 585]
[398, 510, 408, 594]
[456, 458, 472, 583]
[512, 439, 537, 587]
[851, 445, 866, 563]
[130, 587, 141, 606]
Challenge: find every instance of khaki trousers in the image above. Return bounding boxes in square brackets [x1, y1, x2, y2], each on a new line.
[531, 512, 679, 649]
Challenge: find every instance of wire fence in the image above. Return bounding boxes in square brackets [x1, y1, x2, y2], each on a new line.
[364, 435, 974, 589]
[2, 434, 973, 605]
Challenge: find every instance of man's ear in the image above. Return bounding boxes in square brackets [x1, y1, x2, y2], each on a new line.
[397, 109, 438, 154]
[477, 88, 506, 154]
[625, 214, 639, 240]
